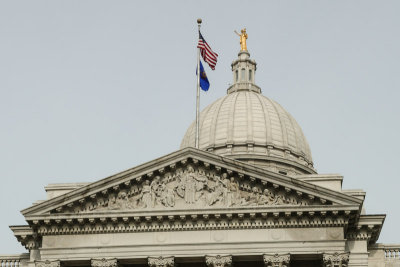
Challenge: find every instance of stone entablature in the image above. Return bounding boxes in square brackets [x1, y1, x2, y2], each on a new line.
[27, 207, 354, 236]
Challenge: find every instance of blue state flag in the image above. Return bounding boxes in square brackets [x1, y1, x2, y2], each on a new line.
[197, 61, 210, 91]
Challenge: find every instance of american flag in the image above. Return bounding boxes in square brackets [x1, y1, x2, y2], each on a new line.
[197, 31, 218, 70]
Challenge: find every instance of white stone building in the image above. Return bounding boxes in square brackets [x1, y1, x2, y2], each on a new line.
[0, 49, 396, 267]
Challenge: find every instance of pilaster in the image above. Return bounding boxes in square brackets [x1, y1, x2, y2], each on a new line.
[346, 240, 369, 267]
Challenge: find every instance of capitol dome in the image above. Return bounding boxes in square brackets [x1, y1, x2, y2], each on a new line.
[181, 51, 316, 175]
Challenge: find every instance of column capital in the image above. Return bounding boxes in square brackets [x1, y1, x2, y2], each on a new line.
[263, 254, 290, 267]
[35, 260, 61, 267]
[323, 252, 349, 267]
[148, 256, 174, 267]
[91, 258, 118, 267]
[205, 255, 232, 267]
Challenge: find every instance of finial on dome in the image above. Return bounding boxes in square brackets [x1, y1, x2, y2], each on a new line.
[234, 28, 248, 51]
[226, 36, 261, 94]
[197, 18, 202, 24]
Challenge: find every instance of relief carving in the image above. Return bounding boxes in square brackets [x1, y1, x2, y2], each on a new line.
[35, 260, 61, 267]
[263, 254, 290, 267]
[63, 164, 313, 213]
[323, 252, 349, 267]
[91, 258, 119, 267]
[148, 256, 174, 267]
[205, 255, 232, 267]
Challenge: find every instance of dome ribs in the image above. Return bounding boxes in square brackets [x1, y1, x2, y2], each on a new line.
[227, 92, 240, 150]
[181, 92, 315, 174]
[245, 91, 254, 149]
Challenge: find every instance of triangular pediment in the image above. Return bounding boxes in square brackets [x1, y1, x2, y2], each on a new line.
[22, 148, 362, 220]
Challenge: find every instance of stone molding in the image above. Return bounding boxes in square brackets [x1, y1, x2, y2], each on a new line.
[10, 225, 41, 250]
[323, 252, 349, 267]
[205, 255, 232, 267]
[263, 253, 290, 267]
[31, 208, 352, 235]
[346, 215, 385, 244]
[91, 258, 118, 267]
[35, 260, 60, 267]
[148, 256, 174, 267]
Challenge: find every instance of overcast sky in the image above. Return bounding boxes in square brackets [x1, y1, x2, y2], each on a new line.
[1, 0, 399, 254]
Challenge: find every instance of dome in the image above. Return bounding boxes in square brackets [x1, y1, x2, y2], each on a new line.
[181, 51, 315, 175]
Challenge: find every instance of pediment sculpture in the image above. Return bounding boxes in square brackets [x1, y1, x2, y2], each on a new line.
[66, 165, 315, 213]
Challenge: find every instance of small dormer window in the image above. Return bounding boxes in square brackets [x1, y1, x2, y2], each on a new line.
[249, 70, 252, 82]
[241, 68, 245, 81]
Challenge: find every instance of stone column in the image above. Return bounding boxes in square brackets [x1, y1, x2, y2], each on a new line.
[91, 258, 118, 267]
[263, 254, 290, 267]
[205, 255, 232, 267]
[35, 260, 60, 267]
[323, 252, 350, 267]
[148, 256, 174, 267]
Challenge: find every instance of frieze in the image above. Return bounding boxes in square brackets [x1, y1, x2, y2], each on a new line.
[56, 165, 322, 214]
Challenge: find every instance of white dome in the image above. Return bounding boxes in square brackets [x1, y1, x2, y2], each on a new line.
[181, 51, 315, 175]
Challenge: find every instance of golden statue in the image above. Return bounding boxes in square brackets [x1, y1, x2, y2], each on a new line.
[234, 28, 248, 51]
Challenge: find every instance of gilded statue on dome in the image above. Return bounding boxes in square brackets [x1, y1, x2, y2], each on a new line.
[235, 28, 248, 51]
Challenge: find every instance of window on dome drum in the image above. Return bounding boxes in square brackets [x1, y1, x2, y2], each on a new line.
[241, 68, 245, 81]
[235, 70, 238, 82]
[249, 69, 252, 82]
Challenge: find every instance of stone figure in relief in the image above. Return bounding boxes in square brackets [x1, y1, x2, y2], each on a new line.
[85, 165, 311, 212]
[160, 178, 175, 207]
[228, 177, 240, 206]
[150, 176, 162, 206]
[184, 167, 197, 204]
[141, 180, 153, 208]
[258, 189, 275, 205]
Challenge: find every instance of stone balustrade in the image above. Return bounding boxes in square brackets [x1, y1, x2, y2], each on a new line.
[383, 245, 400, 260]
[368, 244, 400, 267]
[0, 254, 29, 267]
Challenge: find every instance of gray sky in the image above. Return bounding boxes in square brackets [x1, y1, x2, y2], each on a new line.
[1, 0, 399, 254]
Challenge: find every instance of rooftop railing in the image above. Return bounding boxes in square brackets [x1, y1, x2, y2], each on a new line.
[0, 254, 29, 267]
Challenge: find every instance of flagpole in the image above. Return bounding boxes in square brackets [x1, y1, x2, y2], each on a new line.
[195, 18, 202, 149]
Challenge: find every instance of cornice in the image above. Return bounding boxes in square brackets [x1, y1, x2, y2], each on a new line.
[22, 207, 357, 236]
[346, 214, 385, 244]
[10, 225, 41, 250]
